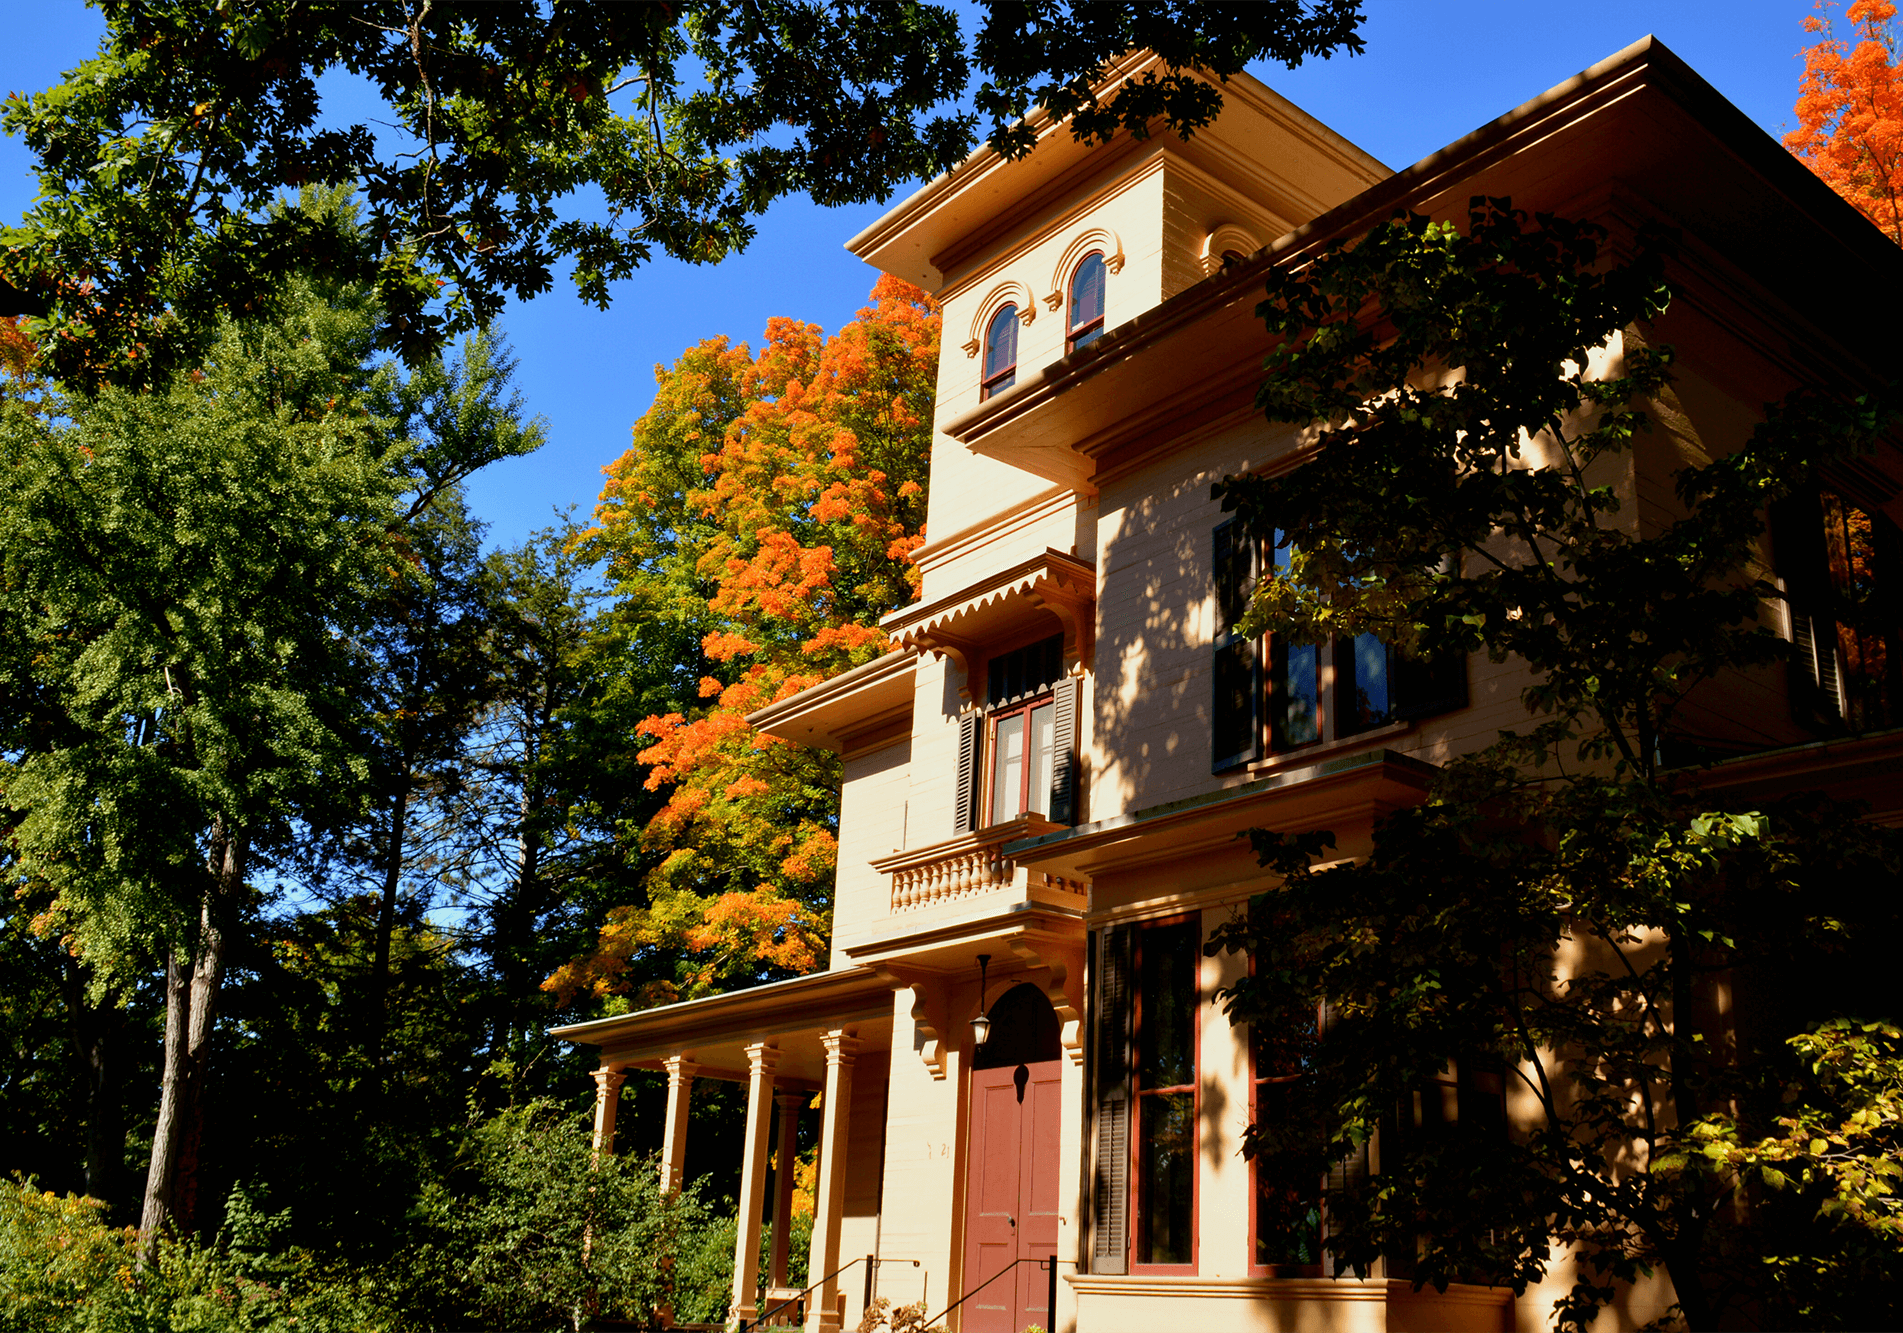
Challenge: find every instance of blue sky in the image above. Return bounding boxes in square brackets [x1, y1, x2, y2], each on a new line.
[1, 2, 1826, 550]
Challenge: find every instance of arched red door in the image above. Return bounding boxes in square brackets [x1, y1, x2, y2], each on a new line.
[962, 983, 1063, 1333]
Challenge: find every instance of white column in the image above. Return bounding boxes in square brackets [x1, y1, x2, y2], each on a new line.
[769, 1090, 804, 1290]
[661, 1055, 699, 1195]
[729, 1042, 781, 1331]
[804, 1030, 859, 1333]
[590, 1064, 626, 1155]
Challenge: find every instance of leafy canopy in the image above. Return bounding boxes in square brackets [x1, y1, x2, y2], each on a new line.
[1, 0, 1364, 387]
[1210, 199, 1903, 1330]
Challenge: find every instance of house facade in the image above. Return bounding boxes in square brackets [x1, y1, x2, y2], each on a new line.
[553, 38, 1903, 1333]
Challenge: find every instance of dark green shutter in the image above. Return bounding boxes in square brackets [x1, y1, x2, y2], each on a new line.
[1213, 521, 1261, 769]
[953, 711, 981, 835]
[1092, 926, 1132, 1273]
[1049, 675, 1079, 825]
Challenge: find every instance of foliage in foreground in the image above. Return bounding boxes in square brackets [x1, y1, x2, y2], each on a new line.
[1211, 199, 1903, 1329]
[1, 1102, 739, 1333]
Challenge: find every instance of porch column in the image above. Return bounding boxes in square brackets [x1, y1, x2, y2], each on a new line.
[590, 1064, 626, 1155]
[804, 1030, 859, 1333]
[769, 1090, 804, 1290]
[661, 1055, 699, 1195]
[729, 1042, 781, 1331]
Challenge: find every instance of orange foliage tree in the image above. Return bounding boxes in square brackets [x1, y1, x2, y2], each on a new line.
[543, 275, 938, 1009]
[1789, 0, 1903, 244]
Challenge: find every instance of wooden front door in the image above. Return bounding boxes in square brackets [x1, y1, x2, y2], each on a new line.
[962, 984, 1064, 1333]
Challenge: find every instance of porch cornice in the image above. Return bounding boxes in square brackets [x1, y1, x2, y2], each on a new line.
[1004, 748, 1437, 880]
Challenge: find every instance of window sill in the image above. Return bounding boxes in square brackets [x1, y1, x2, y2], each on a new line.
[1227, 720, 1414, 780]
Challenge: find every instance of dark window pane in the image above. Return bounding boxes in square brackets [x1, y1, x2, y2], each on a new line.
[1254, 1083, 1321, 1268]
[1138, 1092, 1195, 1265]
[1139, 922, 1198, 1089]
[1342, 631, 1392, 733]
[1277, 643, 1320, 746]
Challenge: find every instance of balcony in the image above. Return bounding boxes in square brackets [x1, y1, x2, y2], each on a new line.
[873, 815, 1087, 914]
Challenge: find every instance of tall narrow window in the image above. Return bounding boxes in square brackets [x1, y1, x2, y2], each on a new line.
[982, 304, 1018, 400]
[1777, 486, 1901, 732]
[1134, 919, 1198, 1270]
[1067, 252, 1107, 353]
[980, 633, 1068, 826]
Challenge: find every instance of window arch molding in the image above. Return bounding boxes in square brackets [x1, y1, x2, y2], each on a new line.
[962, 279, 1036, 359]
[1044, 227, 1125, 311]
[1200, 223, 1264, 277]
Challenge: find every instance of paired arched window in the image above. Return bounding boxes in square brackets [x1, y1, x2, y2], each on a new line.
[1067, 251, 1106, 353]
[981, 304, 1018, 401]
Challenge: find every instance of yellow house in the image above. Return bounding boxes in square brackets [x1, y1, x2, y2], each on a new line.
[553, 36, 1903, 1333]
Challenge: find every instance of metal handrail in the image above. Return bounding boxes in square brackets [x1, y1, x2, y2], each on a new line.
[743, 1255, 867, 1332]
[920, 1254, 1067, 1330]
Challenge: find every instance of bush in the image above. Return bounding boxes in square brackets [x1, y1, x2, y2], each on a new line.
[403, 1101, 726, 1332]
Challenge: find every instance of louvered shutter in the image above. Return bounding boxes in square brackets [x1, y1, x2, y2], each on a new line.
[1213, 521, 1262, 769]
[1092, 927, 1132, 1273]
[1048, 674, 1079, 825]
[953, 712, 982, 835]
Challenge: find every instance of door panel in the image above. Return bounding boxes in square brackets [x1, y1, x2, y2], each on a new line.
[962, 1058, 1063, 1333]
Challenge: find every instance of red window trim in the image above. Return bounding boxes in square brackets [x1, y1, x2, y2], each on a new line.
[1129, 913, 1200, 1275]
[984, 691, 1054, 826]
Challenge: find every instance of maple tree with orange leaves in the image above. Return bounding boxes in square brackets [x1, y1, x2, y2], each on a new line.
[1789, 0, 1903, 244]
[543, 275, 938, 1009]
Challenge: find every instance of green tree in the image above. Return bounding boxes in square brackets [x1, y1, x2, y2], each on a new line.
[0, 1, 1365, 386]
[0, 221, 539, 1254]
[1207, 200, 1903, 1329]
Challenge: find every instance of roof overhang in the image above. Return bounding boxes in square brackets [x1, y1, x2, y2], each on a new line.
[942, 36, 1903, 495]
[880, 548, 1096, 685]
[845, 53, 1387, 294]
[1672, 727, 1903, 827]
[548, 965, 898, 1086]
[745, 649, 915, 756]
[1005, 748, 1437, 881]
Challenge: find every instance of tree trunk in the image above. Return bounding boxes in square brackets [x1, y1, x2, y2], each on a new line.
[137, 819, 245, 1263]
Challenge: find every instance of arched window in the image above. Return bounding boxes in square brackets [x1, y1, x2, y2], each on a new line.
[1067, 251, 1107, 353]
[982, 304, 1018, 401]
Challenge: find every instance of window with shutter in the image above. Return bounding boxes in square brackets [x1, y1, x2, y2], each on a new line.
[1049, 675, 1078, 825]
[969, 633, 1078, 827]
[1775, 485, 1900, 733]
[1212, 523, 1466, 769]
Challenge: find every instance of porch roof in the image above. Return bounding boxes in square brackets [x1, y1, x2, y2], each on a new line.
[548, 965, 896, 1088]
[1003, 747, 1437, 881]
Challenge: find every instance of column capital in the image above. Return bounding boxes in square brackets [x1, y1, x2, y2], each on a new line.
[819, 1030, 860, 1065]
[774, 1089, 807, 1110]
[745, 1041, 782, 1075]
[663, 1054, 700, 1086]
[591, 1065, 627, 1094]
